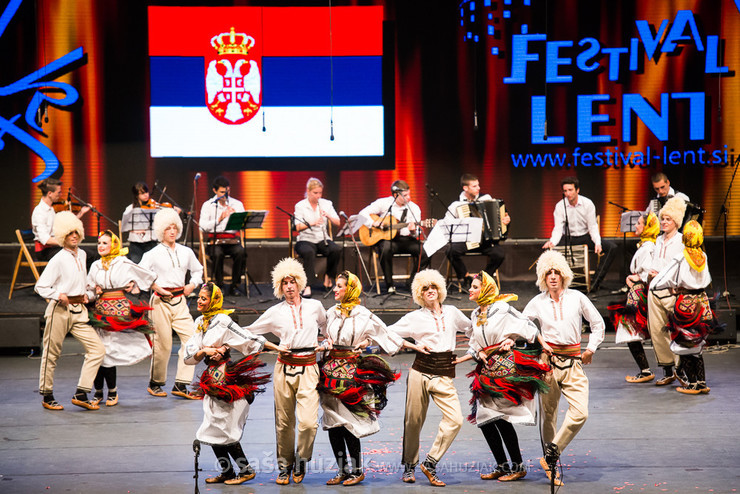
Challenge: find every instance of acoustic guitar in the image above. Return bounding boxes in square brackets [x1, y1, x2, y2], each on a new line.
[358, 214, 436, 246]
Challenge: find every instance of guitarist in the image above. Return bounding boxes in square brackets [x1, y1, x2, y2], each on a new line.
[358, 180, 430, 294]
[445, 174, 511, 290]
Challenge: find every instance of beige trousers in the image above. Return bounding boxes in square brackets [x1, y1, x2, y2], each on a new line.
[648, 289, 678, 367]
[39, 301, 105, 394]
[402, 368, 463, 466]
[539, 356, 589, 452]
[272, 361, 320, 471]
[149, 296, 195, 386]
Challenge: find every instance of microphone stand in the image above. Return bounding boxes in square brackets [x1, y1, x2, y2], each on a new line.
[714, 155, 739, 309]
[183, 176, 199, 249]
[561, 195, 573, 263]
[608, 200, 630, 282]
[427, 184, 464, 298]
[193, 439, 201, 494]
[339, 213, 374, 295]
[70, 190, 116, 236]
[376, 193, 411, 302]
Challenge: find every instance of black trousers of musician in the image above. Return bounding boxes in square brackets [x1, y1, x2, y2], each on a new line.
[35, 246, 62, 262]
[209, 243, 247, 289]
[295, 240, 342, 288]
[376, 236, 430, 289]
[127, 240, 158, 264]
[557, 234, 617, 290]
[447, 240, 505, 280]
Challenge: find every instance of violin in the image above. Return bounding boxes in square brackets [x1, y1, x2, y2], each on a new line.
[52, 200, 87, 213]
[140, 198, 173, 210]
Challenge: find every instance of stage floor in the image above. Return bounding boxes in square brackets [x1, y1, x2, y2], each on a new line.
[0, 335, 738, 493]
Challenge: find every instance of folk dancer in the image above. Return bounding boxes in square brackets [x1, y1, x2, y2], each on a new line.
[184, 283, 287, 485]
[320, 271, 425, 486]
[541, 176, 616, 292]
[445, 173, 511, 289]
[455, 271, 551, 482]
[522, 250, 605, 486]
[245, 258, 327, 485]
[646, 197, 686, 386]
[358, 180, 430, 294]
[608, 213, 660, 383]
[32, 177, 90, 261]
[651, 221, 720, 395]
[35, 211, 105, 411]
[293, 177, 341, 298]
[139, 208, 203, 399]
[387, 269, 472, 486]
[86, 231, 156, 406]
[199, 175, 247, 296]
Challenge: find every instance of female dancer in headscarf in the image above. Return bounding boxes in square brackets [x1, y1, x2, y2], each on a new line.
[608, 212, 660, 383]
[320, 271, 425, 486]
[184, 283, 287, 485]
[87, 230, 156, 406]
[455, 271, 551, 482]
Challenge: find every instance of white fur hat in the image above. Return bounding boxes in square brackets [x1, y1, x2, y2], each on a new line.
[53, 210, 84, 242]
[411, 268, 447, 306]
[535, 250, 573, 291]
[271, 257, 308, 299]
[152, 208, 182, 242]
[658, 196, 687, 229]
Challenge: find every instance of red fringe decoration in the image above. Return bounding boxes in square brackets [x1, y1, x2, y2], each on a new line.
[90, 301, 154, 334]
[667, 294, 721, 349]
[195, 354, 271, 403]
[608, 284, 650, 340]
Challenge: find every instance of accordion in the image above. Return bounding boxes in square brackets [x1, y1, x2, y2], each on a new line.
[456, 199, 508, 249]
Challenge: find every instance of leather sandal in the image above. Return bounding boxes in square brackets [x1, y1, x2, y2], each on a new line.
[224, 469, 256, 484]
[205, 473, 235, 484]
[326, 472, 348, 485]
[343, 471, 365, 486]
[480, 465, 507, 480]
[147, 385, 167, 397]
[276, 469, 291, 485]
[539, 457, 563, 486]
[42, 400, 64, 411]
[71, 397, 100, 410]
[106, 394, 119, 406]
[420, 462, 445, 487]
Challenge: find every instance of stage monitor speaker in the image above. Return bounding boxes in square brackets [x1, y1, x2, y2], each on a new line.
[708, 308, 737, 344]
[0, 316, 42, 348]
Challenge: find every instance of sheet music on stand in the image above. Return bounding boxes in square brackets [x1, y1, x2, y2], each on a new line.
[336, 214, 363, 237]
[121, 207, 157, 233]
[423, 217, 483, 257]
[619, 211, 642, 233]
[224, 210, 269, 231]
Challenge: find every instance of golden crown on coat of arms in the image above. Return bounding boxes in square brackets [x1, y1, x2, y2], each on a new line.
[210, 27, 255, 55]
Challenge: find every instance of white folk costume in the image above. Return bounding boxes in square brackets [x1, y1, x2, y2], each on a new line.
[608, 213, 660, 383]
[87, 233, 156, 368]
[34, 212, 105, 408]
[387, 269, 471, 485]
[523, 251, 604, 467]
[648, 197, 687, 376]
[139, 208, 203, 391]
[652, 221, 718, 394]
[245, 258, 327, 480]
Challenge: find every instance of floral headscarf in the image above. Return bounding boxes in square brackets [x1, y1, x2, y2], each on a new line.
[682, 220, 706, 272]
[198, 283, 234, 333]
[336, 271, 362, 318]
[99, 230, 129, 270]
[638, 212, 660, 248]
[474, 271, 518, 326]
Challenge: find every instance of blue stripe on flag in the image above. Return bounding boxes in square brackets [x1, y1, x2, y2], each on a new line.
[150, 57, 204, 106]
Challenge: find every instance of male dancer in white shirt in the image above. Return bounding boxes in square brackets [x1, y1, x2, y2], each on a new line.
[140, 208, 203, 399]
[246, 258, 327, 485]
[387, 269, 471, 487]
[35, 211, 105, 411]
[523, 250, 605, 486]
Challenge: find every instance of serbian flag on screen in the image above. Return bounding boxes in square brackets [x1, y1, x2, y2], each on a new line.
[148, 6, 384, 158]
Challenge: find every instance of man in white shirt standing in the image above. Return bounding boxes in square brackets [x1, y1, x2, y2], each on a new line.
[199, 176, 247, 296]
[246, 258, 327, 485]
[140, 208, 203, 399]
[542, 176, 616, 292]
[445, 173, 511, 288]
[35, 211, 105, 411]
[523, 250, 605, 486]
[32, 178, 90, 261]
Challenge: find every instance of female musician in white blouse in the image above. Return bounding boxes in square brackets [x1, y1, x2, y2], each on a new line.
[293, 178, 341, 298]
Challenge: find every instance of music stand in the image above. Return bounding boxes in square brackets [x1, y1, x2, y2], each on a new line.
[619, 209, 641, 280]
[425, 218, 482, 296]
[121, 208, 157, 238]
[337, 214, 375, 295]
[223, 210, 268, 296]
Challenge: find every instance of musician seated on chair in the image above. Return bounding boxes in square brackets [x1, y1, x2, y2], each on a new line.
[645, 173, 691, 231]
[445, 173, 510, 289]
[293, 177, 341, 298]
[358, 180, 430, 294]
[199, 176, 247, 297]
[541, 176, 616, 293]
[32, 178, 91, 262]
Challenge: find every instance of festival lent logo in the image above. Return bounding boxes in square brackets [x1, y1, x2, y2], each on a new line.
[205, 27, 261, 125]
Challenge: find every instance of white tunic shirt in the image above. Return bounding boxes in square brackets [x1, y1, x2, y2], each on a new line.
[31, 200, 55, 245]
[651, 253, 711, 292]
[199, 195, 246, 233]
[35, 248, 88, 300]
[468, 301, 539, 355]
[387, 305, 471, 352]
[548, 194, 601, 247]
[359, 196, 422, 238]
[139, 243, 203, 287]
[247, 299, 327, 353]
[649, 232, 684, 287]
[324, 305, 404, 354]
[86, 256, 156, 297]
[294, 198, 338, 244]
[631, 241, 656, 282]
[522, 289, 605, 354]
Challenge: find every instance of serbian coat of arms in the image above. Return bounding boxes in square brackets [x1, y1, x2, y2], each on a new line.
[205, 27, 261, 125]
